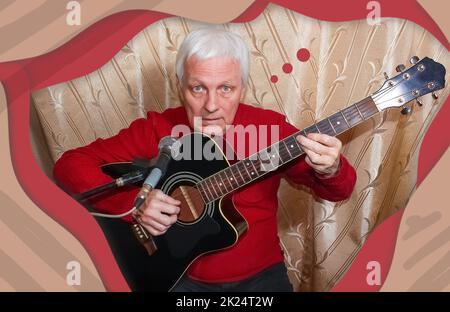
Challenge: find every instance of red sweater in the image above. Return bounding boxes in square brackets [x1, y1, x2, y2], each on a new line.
[53, 103, 356, 283]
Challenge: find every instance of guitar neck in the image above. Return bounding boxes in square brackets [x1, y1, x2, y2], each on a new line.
[196, 96, 379, 202]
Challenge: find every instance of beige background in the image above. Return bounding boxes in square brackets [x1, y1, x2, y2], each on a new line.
[0, 0, 255, 62]
[0, 84, 105, 291]
[0, 1, 449, 291]
[0, 0, 448, 63]
[381, 148, 450, 292]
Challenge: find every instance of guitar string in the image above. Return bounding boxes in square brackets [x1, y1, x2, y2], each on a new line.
[371, 65, 434, 101]
[370, 76, 407, 100]
[370, 83, 438, 107]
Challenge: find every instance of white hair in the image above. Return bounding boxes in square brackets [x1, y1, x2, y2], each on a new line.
[175, 27, 249, 86]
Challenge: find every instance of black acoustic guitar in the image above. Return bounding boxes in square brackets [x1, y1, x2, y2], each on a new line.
[84, 57, 445, 291]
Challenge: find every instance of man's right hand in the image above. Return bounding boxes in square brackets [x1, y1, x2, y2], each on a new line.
[133, 189, 181, 236]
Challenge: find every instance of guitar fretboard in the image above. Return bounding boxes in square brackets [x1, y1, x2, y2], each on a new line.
[196, 96, 379, 202]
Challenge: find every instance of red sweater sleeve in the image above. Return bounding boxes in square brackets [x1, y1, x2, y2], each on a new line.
[53, 113, 158, 218]
[284, 153, 356, 202]
[274, 112, 357, 202]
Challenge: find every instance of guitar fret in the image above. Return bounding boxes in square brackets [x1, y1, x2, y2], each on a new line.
[316, 119, 334, 136]
[329, 114, 348, 133]
[207, 178, 219, 199]
[197, 182, 210, 202]
[276, 143, 290, 163]
[218, 174, 227, 194]
[238, 161, 252, 181]
[234, 164, 245, 185]
[227, 167, 240, 189]
[202, 179, 213, 201]
[224, 169, 236, 190]
[284, 135, 302, 157]
[316, 119, 332, 134]
[340, 110, 350, 127]
[248, 158, 259, 180]
[227, 167, 237, 187]
[217, 172, 226, 192]
[246, 160, 257, 179]
[327, 118, 337, 134]
[210, 176, 218, 196]
[253, 158, 265, 175]
[282, 140, 292, 158]
[225, 166, 239, 189]
[342, 106, 360, 126]
[294, 136, 304, 154]
[315, 124, 321, 133]
[354, 103, 365, 119]
[213, 175, 224, 196]
[245, 158, 259, 178]
[270, 145, 285, 167]
[258, 150, 272, 174]
[358, 99, 378, 119]
[203, 179, 214, 201]
[219, 171, 231, 192]
[258, 151, 266, 175]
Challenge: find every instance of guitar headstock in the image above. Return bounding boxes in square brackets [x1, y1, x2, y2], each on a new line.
[373, 56, 446, 113]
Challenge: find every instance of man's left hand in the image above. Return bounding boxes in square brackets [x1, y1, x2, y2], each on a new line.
[296, 133, 342, 178]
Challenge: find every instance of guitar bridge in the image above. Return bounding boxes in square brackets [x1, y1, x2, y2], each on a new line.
[131, 222, 157, 255]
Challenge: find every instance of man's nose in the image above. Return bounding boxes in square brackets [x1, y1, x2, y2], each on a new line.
[204, 92, 219, 113]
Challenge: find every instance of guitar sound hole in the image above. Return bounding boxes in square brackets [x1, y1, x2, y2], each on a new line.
[170, 185, 205, 223]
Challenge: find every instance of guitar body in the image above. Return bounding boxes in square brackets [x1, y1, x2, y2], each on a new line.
[94, 133, 247, 291]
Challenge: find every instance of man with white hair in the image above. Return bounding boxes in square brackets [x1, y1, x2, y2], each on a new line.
[54, 27, 356, 291]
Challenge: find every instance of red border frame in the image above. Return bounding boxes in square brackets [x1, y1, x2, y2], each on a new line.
[0, 0, 448, 291]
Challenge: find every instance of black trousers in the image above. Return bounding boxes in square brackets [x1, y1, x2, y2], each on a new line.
[172, 262, 293, 292]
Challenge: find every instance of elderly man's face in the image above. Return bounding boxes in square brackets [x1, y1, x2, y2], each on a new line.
[179, 56, 245, 135]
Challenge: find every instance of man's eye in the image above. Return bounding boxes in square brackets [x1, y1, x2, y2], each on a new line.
[221, 85, 232, 93]
[192, 85, 204, 93]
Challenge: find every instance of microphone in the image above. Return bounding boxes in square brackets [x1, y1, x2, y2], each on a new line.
[133, 136, 178, 210]
[74, 170, 146, 202]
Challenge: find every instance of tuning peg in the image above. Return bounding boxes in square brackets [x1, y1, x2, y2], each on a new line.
[432, 92, 439, 99]
[401, 106, 412, 115]
[396, 64, 406, 72]
[416, 99, 423, 106]
[383, 72, 389, 80]
[409, 56, 420, 64]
